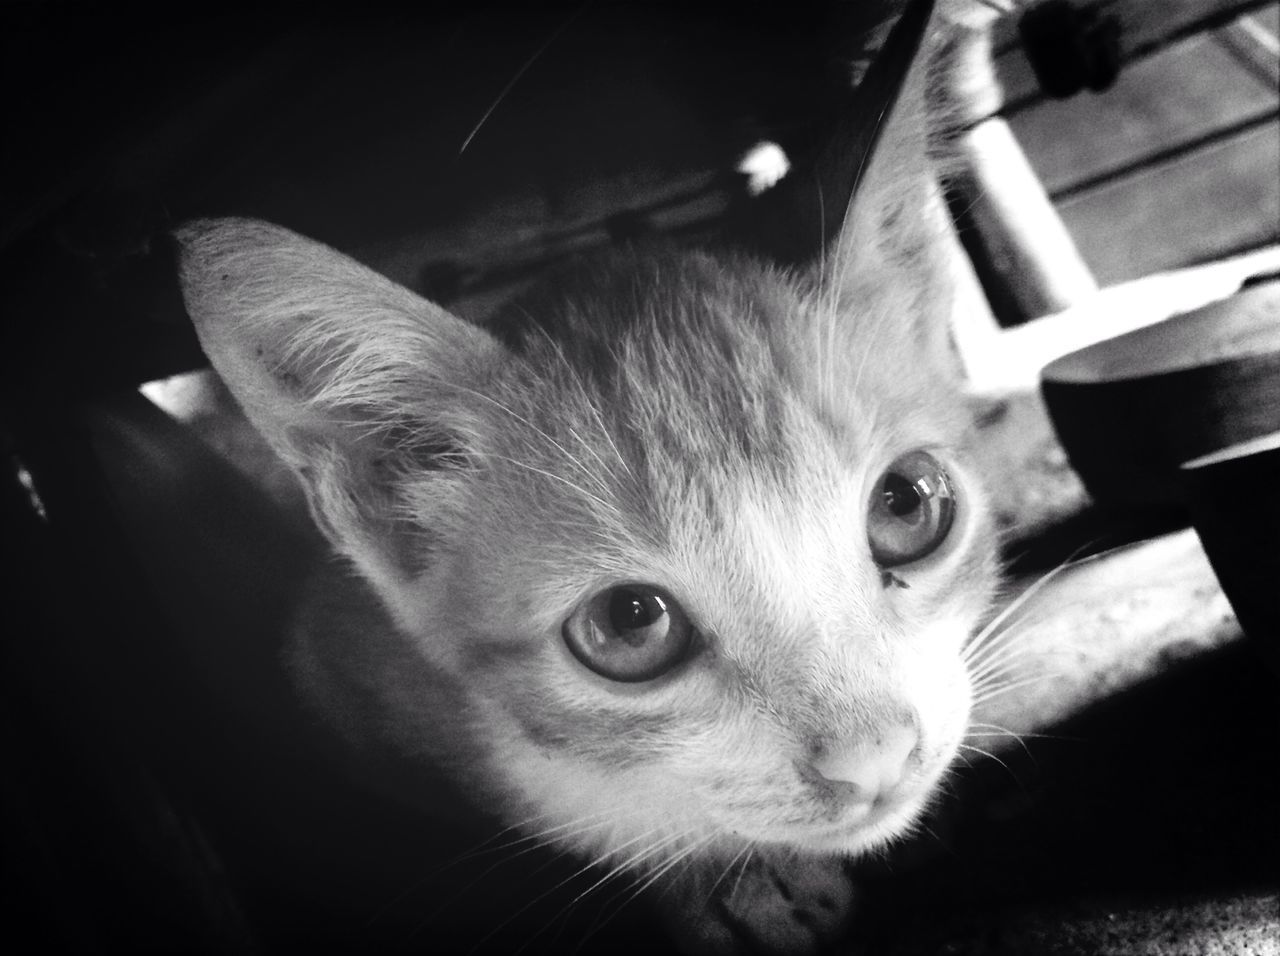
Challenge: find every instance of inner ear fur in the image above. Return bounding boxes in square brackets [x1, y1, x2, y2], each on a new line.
[822, 2, 961, 354]
[742, 0, 965, 376]
[176, 217, 509, 597]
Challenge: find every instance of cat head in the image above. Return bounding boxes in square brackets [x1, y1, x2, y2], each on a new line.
[175, 3, 997, 865]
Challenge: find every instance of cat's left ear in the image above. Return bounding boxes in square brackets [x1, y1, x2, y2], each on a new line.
[176, 218, 511, 613]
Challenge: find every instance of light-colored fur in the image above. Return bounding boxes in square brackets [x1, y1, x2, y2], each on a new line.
[176, 3, 1004, 951]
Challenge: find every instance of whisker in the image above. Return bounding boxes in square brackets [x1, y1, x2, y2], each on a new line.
[560, 830, 694, 915]
[962, 543, 1103, 665]
[459, 2, 591, 153]
[966, 637, 1048, 686]
[439, 810, 582, 868]
[614, 833, 716, 909]
[401, 807, 645, 943]
[728, 845, 755, 903]
[970, 672, 1033, 701]
[702, 843, 753, 909]
[460, 809, 639, 877]
[964, 721, 1034, 760]
[369, 811, 565, 926]
[970, 672, 1053, 707]
[966, 622, 1058, 698]
[955, 743, 1014, 777]
[968, 722, 1080, 745]
[570, 831, 719, 954]
[533, 831, 703, 955]
[919, 823, 947, 848]
[964, 612, 1038, 674]
[964, 609, 1037, 673]
[403, 843, 549, 943]
[468, 825, 684, 954]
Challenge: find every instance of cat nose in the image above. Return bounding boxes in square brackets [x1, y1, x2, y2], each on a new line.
[809, 725, 920, 801]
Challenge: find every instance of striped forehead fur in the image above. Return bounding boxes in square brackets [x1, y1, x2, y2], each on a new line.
[478, 247, 961, 518]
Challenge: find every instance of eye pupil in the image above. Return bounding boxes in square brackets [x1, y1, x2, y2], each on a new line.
[609, 589, 665, 632]
[882, 473, 922, 517]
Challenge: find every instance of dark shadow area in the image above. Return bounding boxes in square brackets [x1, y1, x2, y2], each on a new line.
[850, 639, 1280, 954]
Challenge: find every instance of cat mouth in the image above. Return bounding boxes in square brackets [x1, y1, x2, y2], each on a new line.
[822, 773, 944, 843]
[802, 766, 939, 826]
[751, 790, 927, 855]
[811, 798, 925, 852]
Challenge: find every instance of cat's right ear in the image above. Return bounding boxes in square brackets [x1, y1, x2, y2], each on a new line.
[738, 0, 964, 379]
[176, 218, 510, 607]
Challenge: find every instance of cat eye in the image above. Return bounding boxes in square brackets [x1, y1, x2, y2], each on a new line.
[563, 585, 694, 682]
[866, 450, 956, 568]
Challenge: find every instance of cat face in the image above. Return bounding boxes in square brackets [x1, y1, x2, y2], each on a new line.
[176, 0, 998, 871]
[177, 214, 996, 868]
[401, 250, 996, 860]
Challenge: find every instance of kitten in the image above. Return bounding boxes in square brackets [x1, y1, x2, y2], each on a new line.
[176, 1, 1002, 950]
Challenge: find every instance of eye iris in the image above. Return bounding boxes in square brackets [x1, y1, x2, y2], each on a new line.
[866, 451, 957, 568]
[564, 585, 693, 682]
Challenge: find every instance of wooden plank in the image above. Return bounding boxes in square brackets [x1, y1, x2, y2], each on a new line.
[1216, 3, 1280, 87]
[1007, 31, 1278, 195]
[966, 246, 1280, 392]
[992, 0, 1275, 108]
[1055, 122, 1280, 285]
[950, 117, 1099, 322]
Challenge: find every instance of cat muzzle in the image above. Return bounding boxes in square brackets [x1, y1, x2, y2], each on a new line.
[805, 724, 922, 807]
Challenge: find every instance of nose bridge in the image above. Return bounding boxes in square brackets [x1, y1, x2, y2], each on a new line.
[793, 630, 925, 799]
[731, 567, 920, 770]
[797, 618, 903, 727]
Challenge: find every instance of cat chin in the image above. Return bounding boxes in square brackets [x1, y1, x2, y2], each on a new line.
[822, 801, 928, 856]
[752, 789, 933, 859]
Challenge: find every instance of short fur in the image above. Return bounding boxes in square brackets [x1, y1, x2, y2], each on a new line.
[177, 2, 1004, 950]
